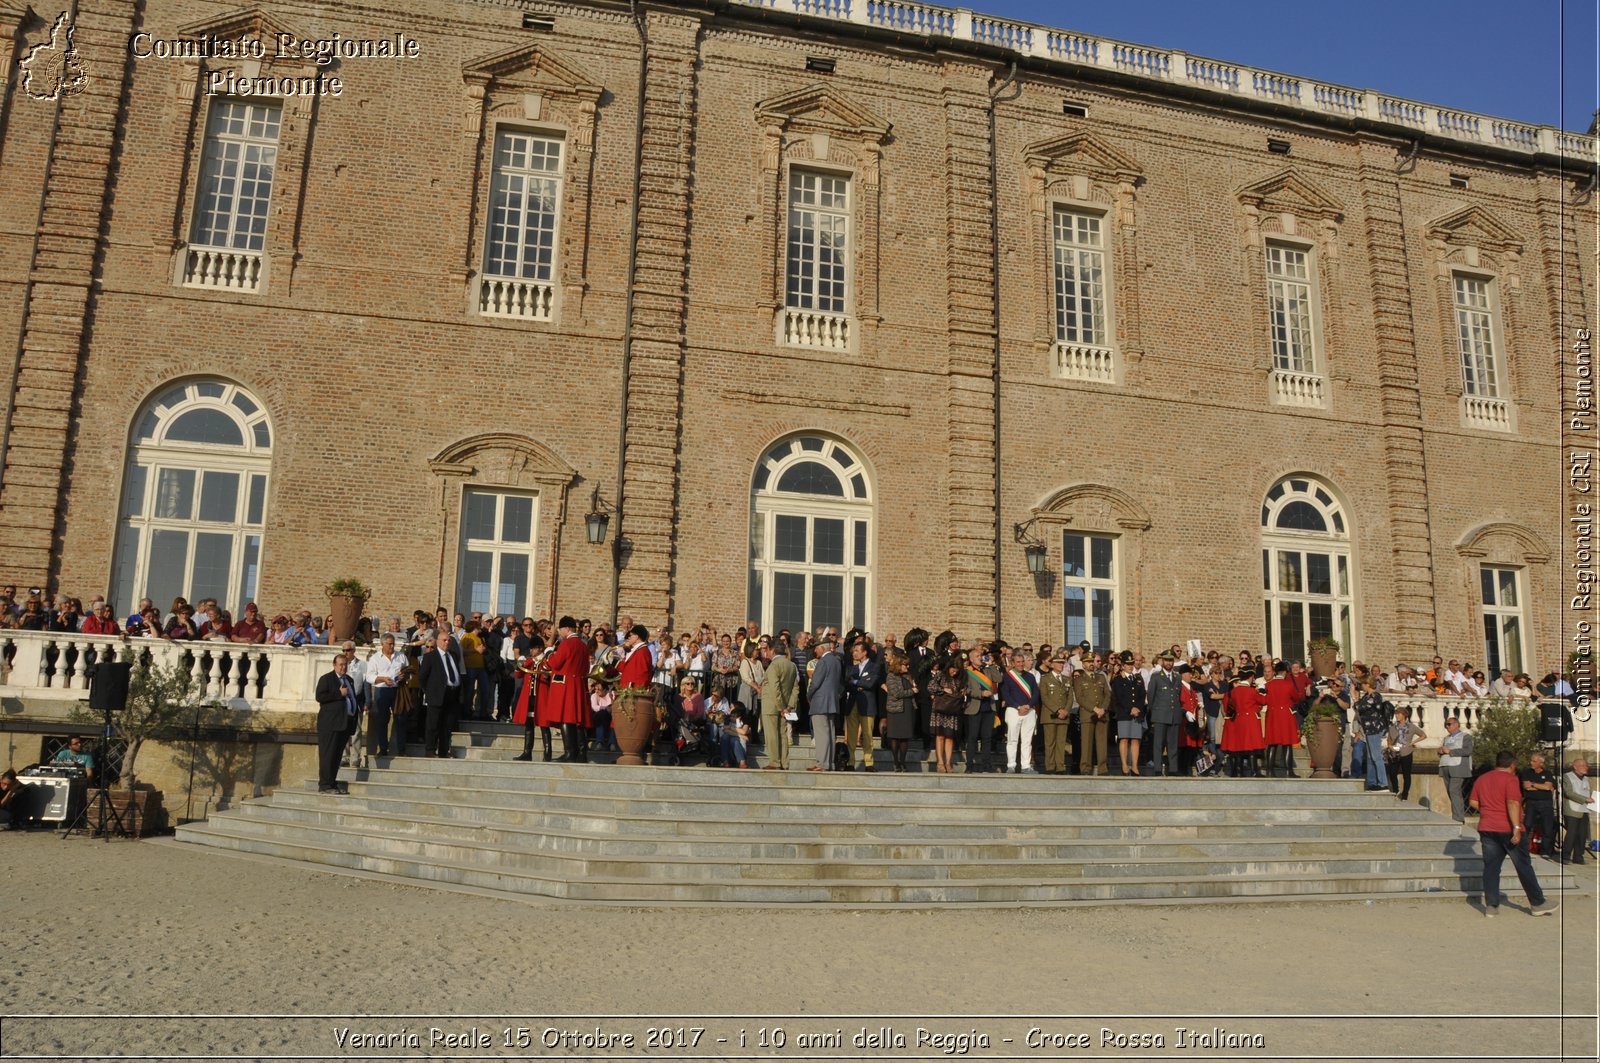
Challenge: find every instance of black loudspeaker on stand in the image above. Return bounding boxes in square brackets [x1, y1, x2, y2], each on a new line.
[62, 661, 134, 840]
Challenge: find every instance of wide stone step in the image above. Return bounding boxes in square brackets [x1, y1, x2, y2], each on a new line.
[176, 824, 1572, 906]
[350, 763, 1388, 808]
[235, 799, 1472, 863]
[184, 812, 1498, 884]
[269, 787, 1461, 842]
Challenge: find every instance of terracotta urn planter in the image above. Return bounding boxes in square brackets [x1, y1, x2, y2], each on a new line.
[1306, 717, 1342, 779]
[324, 579, 371, 643]
[612, 687, 657, 767]
[1309, 639, 1340, 680]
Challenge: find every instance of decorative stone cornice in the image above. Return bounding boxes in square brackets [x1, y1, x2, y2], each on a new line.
[1425, 205, 1524, 257]
[1235, 168, 1344, 224]
[1454, 521, 1551, 564]
[1022, 131, 1142, 183]
[178, 6, 307, 43]
[754, 83, 890, 142]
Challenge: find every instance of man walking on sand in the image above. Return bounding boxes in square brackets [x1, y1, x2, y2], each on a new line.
[1470, 750, 1560, 917]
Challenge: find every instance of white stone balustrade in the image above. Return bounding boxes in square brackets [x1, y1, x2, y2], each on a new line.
[1270, 368, 1327, 408]
[726, 0, 1594, 161]
[0, 631, 341, 716]
[182, 247, 263, 292]
[1053, 342, 1116, 383]
[1461, 394, 1512, 430]
[1382, 695, 1596, 755]
[780, 307, 852, 351]
[477, 276, 554, 321]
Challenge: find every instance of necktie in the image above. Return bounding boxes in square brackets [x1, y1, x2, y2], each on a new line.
[344, 681, 357, 717]
[444, 651, 458, 686]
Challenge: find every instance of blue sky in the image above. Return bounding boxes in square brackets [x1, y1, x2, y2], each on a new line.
[982, 0, 1597, 131]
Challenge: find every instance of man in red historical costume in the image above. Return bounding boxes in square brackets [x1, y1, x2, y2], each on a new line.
[542, 615, 593, 762]
[617, 624, 653, 690]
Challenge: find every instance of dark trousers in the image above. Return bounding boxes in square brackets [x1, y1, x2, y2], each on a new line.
[963, 707, 994, 772]
[1149, 721, 1181, 775]
[1563, 814, 1591, 863]
[424, 687, 460, 756]
[1480, 830, 1546, 909]
[317, 713, 353, 789]
[1388, 753, 1415, 799]
[367, 686, 396, 755]
[1525, 801, 1557, 856]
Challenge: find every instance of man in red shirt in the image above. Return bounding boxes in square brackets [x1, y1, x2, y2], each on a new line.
[1470, 750, 1559, 917]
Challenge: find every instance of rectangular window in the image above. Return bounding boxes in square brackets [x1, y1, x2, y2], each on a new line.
[1063, 532, 1117, 651]
[456, 488, 537, 617]
[191, 99, 281, 251]
[786, 171, 849, 313]
[1052, 209, 1107, 347]
[1480, 565, 1525, 675]
[1266, 243, 1316, 373]
[484, 130, 563, 281]
[1454, 275, 1500, 398]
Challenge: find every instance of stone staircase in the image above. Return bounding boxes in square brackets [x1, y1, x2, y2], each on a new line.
[175, 724, 1578, 907]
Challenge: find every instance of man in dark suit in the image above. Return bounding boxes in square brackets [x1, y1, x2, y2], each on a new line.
[1146, 652, 1184, 777]
[805, 635, 843, 772]
[314, 654, 362, 793]
[844, 639, 884, 771]
[418, 629, 464, 758]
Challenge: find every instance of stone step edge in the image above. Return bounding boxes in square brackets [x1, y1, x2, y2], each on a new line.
[157, 837, 1522, 911]
[176, 828, 1572, 898]
[336, 768, 1402, 802]
[326, 779, 1439, 817]
[182, 815, 1494, 875]
[262, 794, 1465, 845]
[372, 756, 1366, 792]
[239, 799, 1470, 854]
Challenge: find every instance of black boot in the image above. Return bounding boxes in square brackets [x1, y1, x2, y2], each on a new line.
[555, 725, 575, 762]
[541, 728, 553, 762]
[513, 724, 535, 760]
[569, 725, 588, 763]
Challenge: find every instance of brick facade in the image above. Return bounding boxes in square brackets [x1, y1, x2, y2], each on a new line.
[0, 0, 1591, 670]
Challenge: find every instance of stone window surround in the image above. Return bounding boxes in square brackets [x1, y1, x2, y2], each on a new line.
[755, 84, 890, 355]
[429, 434, 578, 622]
[1454, 521, 1550, 675]
[163, 9, 322, 298]
[1022, 483, 1153, 651]
[1236, 169, 1345, 411]
[1425, 205, 1526, 433]
[1023, 130, 1144, 386]
[460, 43, 602, 325]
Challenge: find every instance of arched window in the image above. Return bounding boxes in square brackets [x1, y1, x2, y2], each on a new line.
[112, 381, 272, 615]
[749, 434, 872, 634]
[1261, 476, 1354, 663]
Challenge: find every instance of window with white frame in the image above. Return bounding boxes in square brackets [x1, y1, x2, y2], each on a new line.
[1480, 565, 1525, 676]
[1062, 532, 1117, 652]
[182, 98, 280, 292]
[1454, 274, 1501, 398]
[478, 129, 564, 320]
[456, 489, 538, 617]
[1265, 243, 1317, 374]
[1260, 477, 1355, 663]
[112, 381, 272, 615]
[786, 171, 848, 313]
[191, 99, 280, 252]
[1053, 209, 1107, 347]
[780, 171, 851, 350]
[750, 435, 871, 634]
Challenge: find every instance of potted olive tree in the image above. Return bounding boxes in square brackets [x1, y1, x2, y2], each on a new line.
[325, 578, 371, 643]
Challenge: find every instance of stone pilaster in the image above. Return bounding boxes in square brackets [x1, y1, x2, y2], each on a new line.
[942, 68, 999, 637]
[0, 0, 135, 585]
[1355, 141, 1439, 661]
[616, 9, 701, 624]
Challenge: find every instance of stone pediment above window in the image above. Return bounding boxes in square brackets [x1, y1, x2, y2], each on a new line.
[1031, 483, 1153, 532]
[1024, 131, 1142, 183]
[1455, 521, 1550, 565]
[1236, 168, 1344, 225]
[430, 433, 577, 491]
[178, 6, 307, 44]
[754, 84, 890, 143]
[462, 43, 602, 98]
[461, 44, 601, 139]
[1426, 205, 1524, 258]
[1023, 131, 1141, 217]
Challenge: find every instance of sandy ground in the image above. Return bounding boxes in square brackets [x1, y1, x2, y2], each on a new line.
[0, 832, 1595, 1062]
